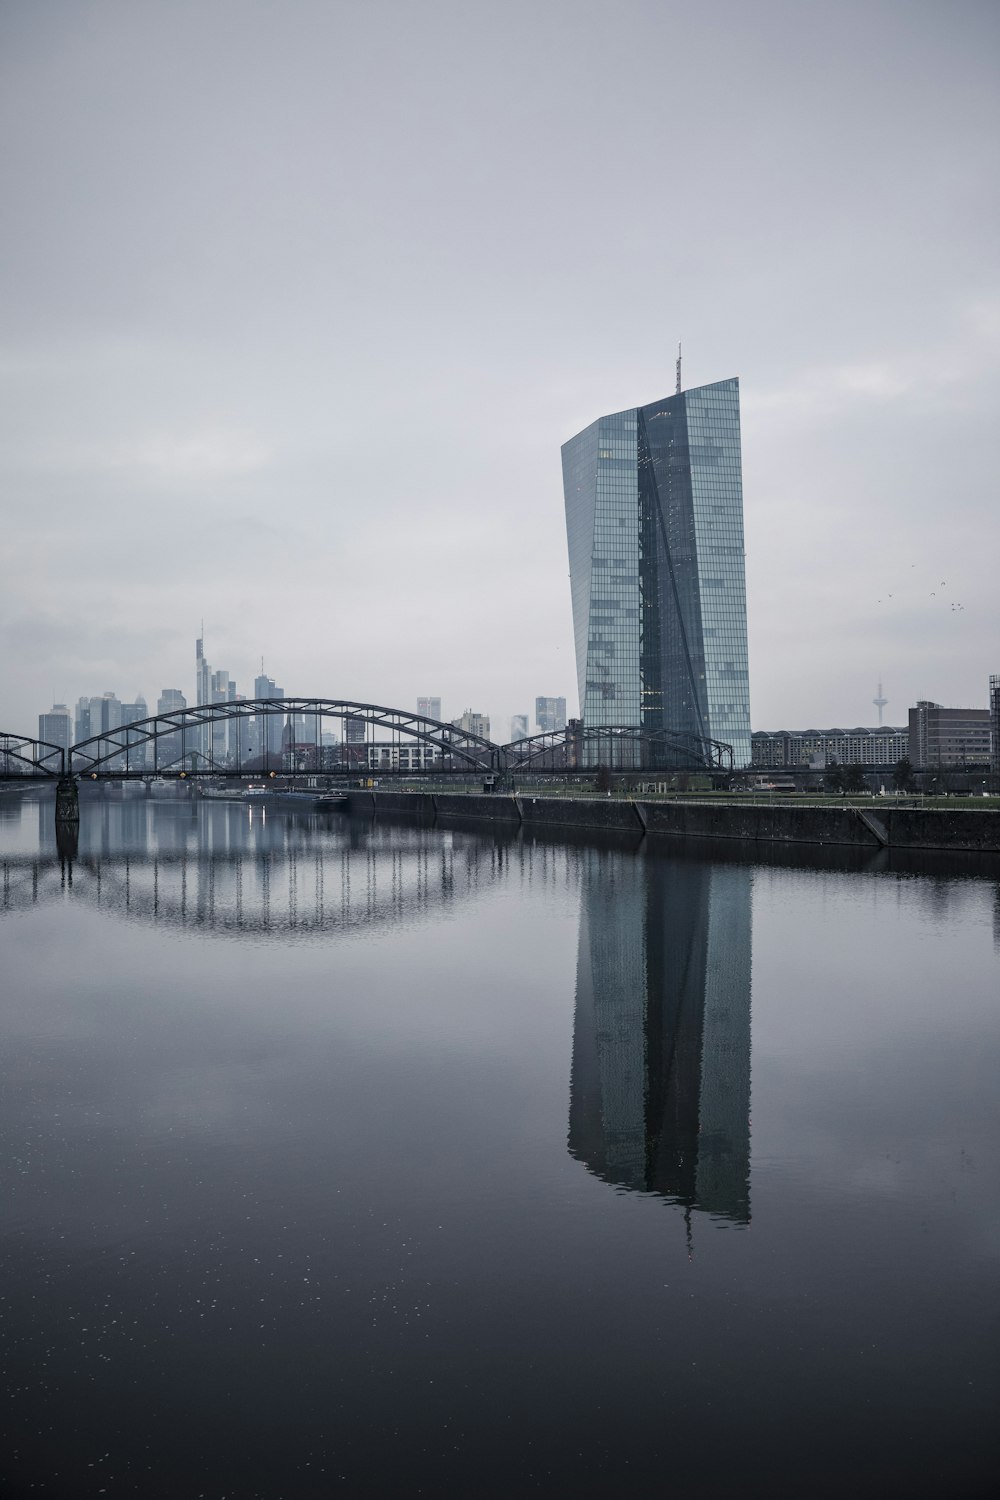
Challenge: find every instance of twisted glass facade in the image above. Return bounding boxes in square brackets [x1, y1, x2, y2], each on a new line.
[562, 378, 751, 767]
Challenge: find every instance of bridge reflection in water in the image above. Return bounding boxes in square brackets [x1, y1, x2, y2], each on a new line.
[2, 799, 753, 1227]
[569, 849, 752, 1226]
[0, 799, 508, 939]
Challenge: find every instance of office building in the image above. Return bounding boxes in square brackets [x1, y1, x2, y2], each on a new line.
[453, 709, 490, 740]
[562, 377, 751, 767]
[367, 743, 441, 772]
[81, 692, 123, 768]
[991, 676, 1000, 778]
[195, 635, 212, 712]
[155, 690, 188, 771]
[119, 696, 150, 769]
[908, 701, 991, 768]
[510, 714, 529, 742]
[194, 637, 240, 763]
[752, 726, 908, 769]
[86, 692, 123, 741]
[254, 673, 284, 761]
[120, 695, 147, 727]
[74, 696, 92, 743]
[534, 696, 567, 734]
[417, 696, 442, 722]
[209, 670, 236, 761]
[38, 704, 72, 752]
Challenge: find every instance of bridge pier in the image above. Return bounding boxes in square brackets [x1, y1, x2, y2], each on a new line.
[55, 777, 80, 824]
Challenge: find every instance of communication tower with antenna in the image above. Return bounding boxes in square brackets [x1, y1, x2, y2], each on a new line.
[873, 679, 888, 727]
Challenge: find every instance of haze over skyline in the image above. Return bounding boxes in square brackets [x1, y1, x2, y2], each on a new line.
[2, 0, 997, 739]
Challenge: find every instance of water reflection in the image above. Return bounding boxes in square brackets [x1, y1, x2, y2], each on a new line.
[0, 799, 511, 939]
[569, 849, 752, 1225]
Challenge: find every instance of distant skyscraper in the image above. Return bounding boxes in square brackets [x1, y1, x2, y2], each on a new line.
[510, 714, 529, 742]
[254, 673, 284, 760]
[84, 692, 123, 767]
[210, 669, 235, 762]
[120, 696, 147, 726]
[418, 696, 442, 721]
[74, 696, 91, 743]
[196, 635, 211, 709]
[156, 689, 187, 771]
[38, 704, 72, 752]
[991, 675, 1000, 779]
[120, 696, 149, 769]
[87, 692, 122, 737]
[453, 709, 490, 740]
[196, 636, 240, 763]
[534, 696, 566, 734]
[562, 377, 751, 768]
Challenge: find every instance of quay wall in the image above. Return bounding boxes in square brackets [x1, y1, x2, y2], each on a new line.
[344, 790, 1000, 854]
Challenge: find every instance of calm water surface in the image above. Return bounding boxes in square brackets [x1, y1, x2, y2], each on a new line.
[1, 792, 998, 1498]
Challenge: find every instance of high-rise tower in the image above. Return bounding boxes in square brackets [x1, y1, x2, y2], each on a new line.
[562, 377, 751, 768]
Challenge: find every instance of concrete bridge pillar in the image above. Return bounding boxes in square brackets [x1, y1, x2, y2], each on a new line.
[55, 777, 79, 823]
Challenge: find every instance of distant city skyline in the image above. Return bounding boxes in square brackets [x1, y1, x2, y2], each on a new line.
[30, 647, 579, 750]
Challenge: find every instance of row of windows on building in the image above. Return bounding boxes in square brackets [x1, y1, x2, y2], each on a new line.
[753, 697, 997, 770]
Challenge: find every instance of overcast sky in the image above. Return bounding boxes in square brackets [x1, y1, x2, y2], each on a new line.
[1, 0, 997, 739]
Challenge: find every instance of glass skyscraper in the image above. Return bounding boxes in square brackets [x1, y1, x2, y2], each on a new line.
[562, 378, 751, 768]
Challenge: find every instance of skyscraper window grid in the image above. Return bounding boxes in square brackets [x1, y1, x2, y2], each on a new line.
[563, 377, 751, 769]
[563, 412, 642, 730]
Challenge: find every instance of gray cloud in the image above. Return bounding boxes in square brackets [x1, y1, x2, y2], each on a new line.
[2, 0, 997, 735]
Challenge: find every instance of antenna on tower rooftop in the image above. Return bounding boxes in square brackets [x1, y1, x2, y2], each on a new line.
[873, 678, 888, 727]
[675, 342, 682, 395]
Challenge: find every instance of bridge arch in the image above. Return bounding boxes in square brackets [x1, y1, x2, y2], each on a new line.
[67, 699, 500, 777]
[1, 705, 736, 783]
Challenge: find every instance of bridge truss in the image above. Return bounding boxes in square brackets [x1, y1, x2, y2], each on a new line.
[0, 734, 65, 778]
[506, 724, 734, 774]
[67, 699, 501, 777]
[0, 700, 733, 782]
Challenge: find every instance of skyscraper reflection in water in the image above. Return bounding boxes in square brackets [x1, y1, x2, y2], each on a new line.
[569, 850, 752, 1224]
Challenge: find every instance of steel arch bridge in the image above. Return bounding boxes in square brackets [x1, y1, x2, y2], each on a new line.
[0, 700, 733, 782]
[63, 698, 502, 778]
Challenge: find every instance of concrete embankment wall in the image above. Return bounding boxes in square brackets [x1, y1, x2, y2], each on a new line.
[345, 790, 1000, 855]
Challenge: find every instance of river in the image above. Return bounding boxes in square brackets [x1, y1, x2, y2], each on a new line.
[1, 793, 998, 1497]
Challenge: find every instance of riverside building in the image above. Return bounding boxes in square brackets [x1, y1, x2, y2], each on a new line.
[562, 377, 751, 768]
[752, 726, 908, 769]
[908, 701, 992, 769]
